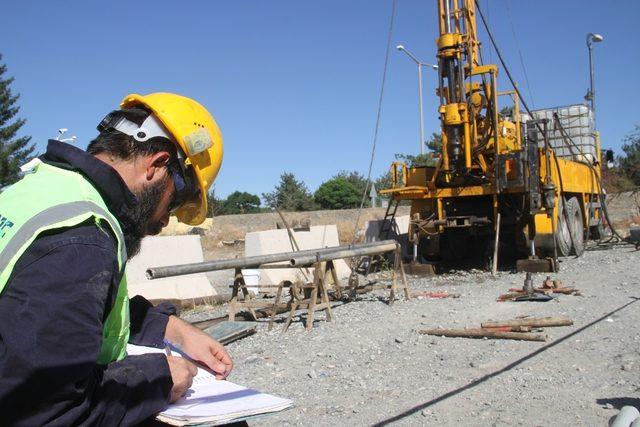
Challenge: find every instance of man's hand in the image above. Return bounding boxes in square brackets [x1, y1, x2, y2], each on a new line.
[164, 316, 233, 380]
[166, 356, 197, 403]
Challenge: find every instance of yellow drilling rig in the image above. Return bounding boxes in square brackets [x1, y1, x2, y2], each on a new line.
[381, 0, 608, 271]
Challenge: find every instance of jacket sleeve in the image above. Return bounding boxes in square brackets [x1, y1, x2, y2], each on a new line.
[129, 296, 177, 347]
[0, 225, 172, 426]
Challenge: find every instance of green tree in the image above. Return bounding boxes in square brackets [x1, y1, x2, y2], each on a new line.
[425, 132, 442, 152]
[394, 152, 437, 167]
[375, 170, 393, 191]
[0, 54, 34, 187]
[333, 170, 370, 207]
[314, 177, 360, 209]
[499, 105, 514, 119]
[335, 170, 367, 195]
[222, 191, 261, 214]
[262, 172, 316, 211]
[206, 188, 225, 217]
[619, 125, 640, 186]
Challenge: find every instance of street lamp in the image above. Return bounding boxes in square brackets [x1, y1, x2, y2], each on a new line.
[585, 33, 603, 125]
[397, 44, 438, 155]
[55, 128, 77, 144]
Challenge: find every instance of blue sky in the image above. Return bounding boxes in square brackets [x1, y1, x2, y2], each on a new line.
[2, 0, 639, 199]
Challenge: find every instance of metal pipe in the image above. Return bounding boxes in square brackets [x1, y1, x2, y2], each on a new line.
[492, 212, 500, 275]
[612, 406, 640, 427]
[289, 242, 398, 267]
[146, 240, 398, 279]
[418, 63, 425, 155]
[444, 0, 451, 33]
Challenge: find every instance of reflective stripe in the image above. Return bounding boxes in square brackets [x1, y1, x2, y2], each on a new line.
[0, 201, 127, 273]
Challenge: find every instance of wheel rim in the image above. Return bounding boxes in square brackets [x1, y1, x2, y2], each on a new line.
[560, 214, 571, 244]
[573, 208, 584, 247]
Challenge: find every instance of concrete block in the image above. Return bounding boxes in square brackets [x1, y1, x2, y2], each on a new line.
[244, 225, 351, 286]
[126, 235, 217, 301]
[364, 215, 410, 242]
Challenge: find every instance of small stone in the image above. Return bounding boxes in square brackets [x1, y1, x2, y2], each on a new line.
[244, 355, 262, 364]
[421, 409, 429, 417]
[395, 337, 404, 343]
[604, 403, 614, 409]
[470, 362, 477, 368]
[308, 370, 318, 379]
[622, 363, 634, 371]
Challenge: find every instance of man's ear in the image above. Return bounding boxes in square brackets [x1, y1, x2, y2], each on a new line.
[145, 151, 171, 181]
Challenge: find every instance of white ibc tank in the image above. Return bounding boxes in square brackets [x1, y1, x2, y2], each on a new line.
[520, 104, 597, 164]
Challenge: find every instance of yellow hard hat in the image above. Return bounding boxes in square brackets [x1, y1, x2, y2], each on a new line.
[120, 93, 223, 225]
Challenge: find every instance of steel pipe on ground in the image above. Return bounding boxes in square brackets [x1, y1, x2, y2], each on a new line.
[146, 240, 397, 279]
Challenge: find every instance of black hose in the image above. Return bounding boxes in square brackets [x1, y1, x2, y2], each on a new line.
[475, 0, 624, 253]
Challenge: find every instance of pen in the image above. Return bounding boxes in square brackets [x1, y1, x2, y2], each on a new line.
[163, 340, 219, 378]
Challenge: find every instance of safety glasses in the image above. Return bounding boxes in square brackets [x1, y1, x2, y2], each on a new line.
[166, 160, 190, 213]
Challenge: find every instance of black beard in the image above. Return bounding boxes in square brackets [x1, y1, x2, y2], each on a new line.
[120, 180, 165, 259]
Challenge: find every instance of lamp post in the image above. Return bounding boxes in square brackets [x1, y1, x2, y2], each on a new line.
[585, 33, 603, 125]
[397, 44, 438, 155]
[55, 128, 77, 144]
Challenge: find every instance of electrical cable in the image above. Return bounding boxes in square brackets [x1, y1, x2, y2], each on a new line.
[350, 0, 397, 247]
[504, 0, 535, 109]
[552, 113, 626, 243]
[474, 0, 625, 256]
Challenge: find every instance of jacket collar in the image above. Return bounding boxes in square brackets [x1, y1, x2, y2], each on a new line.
[40, 140, 138, 221]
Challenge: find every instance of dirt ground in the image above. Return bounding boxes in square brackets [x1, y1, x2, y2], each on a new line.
[184, 242, 640, 426]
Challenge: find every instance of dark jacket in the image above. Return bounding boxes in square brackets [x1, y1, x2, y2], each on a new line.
[0, 140, 175, 425]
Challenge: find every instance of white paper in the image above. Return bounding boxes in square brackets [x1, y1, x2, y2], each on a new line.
[126, 344, 292, 424]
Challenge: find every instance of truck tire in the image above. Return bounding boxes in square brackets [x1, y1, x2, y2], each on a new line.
[567, 197, 585, 256]
[555, 199, 572, 257]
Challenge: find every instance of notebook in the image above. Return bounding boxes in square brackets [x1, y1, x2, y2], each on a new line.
[126, 344, 292, 426]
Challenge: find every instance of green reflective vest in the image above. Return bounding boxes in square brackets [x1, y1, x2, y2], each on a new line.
[0, 160, 130, 364]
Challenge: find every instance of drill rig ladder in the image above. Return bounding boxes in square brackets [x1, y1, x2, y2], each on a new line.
[378, 198, 400, 240]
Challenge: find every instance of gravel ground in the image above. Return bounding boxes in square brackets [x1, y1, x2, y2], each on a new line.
[187, 244, 640, 426]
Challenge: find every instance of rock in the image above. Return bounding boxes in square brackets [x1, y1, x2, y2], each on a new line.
[395, 337, 404, 344]
[244, 355, 262, 364]
[604, 403, 614, 409]
[308, 370, 318, 379]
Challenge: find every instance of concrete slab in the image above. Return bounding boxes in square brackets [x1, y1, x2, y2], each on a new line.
[244, 225, 351, 286]
[364, 215, 410, 242]
[126, 235, 217, 301]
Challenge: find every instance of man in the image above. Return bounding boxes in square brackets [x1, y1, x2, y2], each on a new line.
[0, 93, 231, 425]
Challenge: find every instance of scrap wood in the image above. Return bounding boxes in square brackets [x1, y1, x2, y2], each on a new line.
[481, 316, 573, 329]
[497, 291, 526, 301]
[500, 287, 578, 301]
[411, 291, 461, 299]
[419, 328, 546, 342]
[508, 286, 576, 294]
[481, 325, 532, 332]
